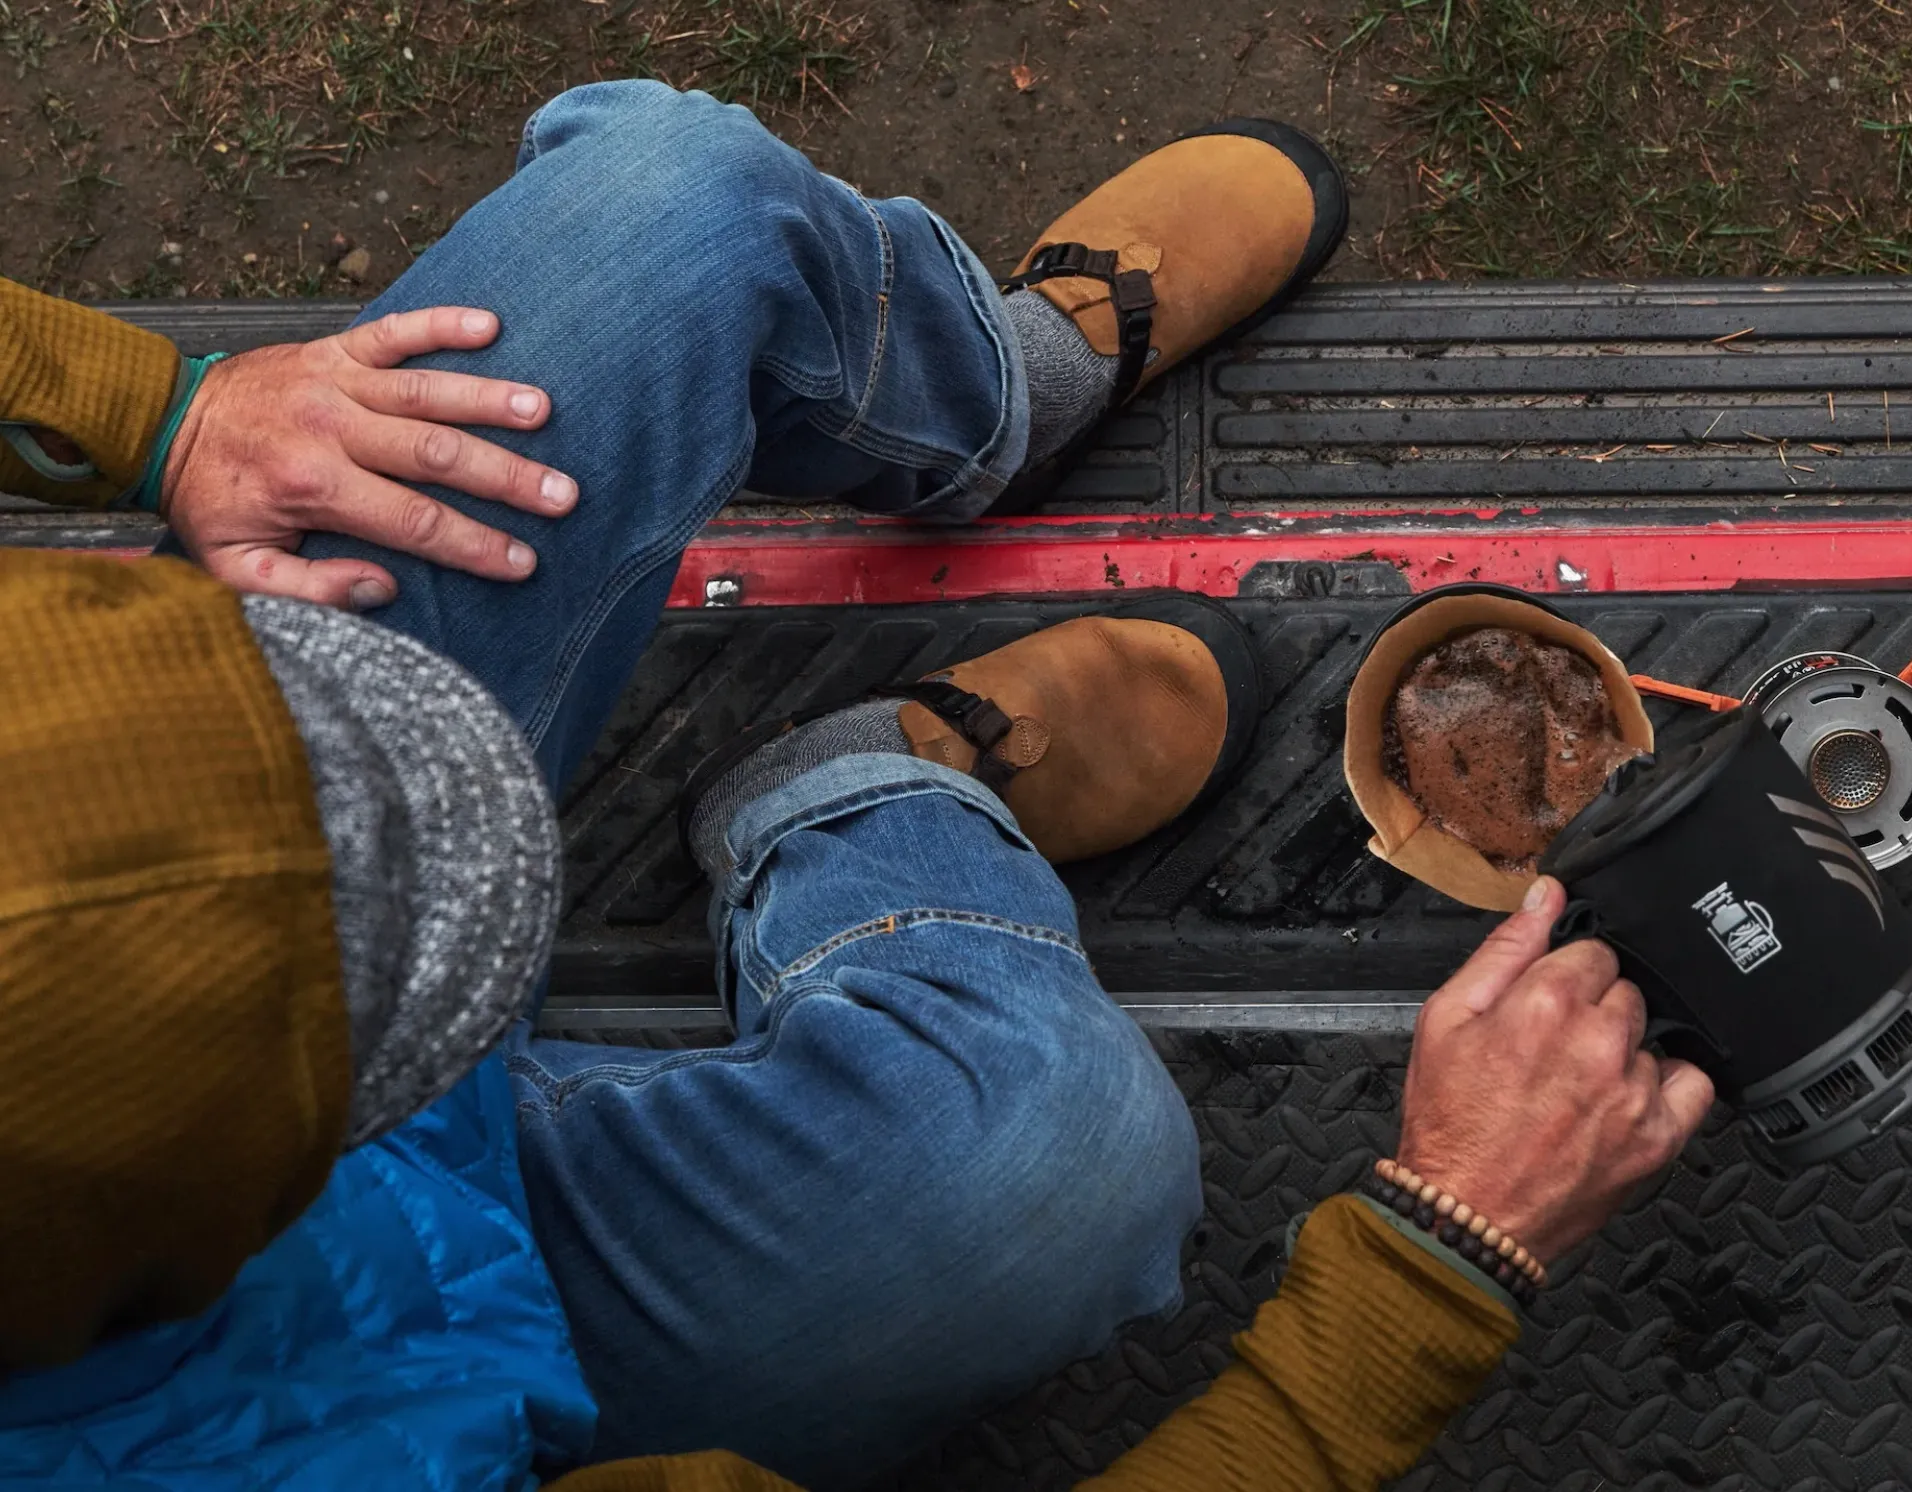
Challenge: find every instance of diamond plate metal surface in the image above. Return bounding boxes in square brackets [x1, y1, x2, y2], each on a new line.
[883, 1030, 1912, 1492]
[245, 574, 1912, 1488]
[547, 591, 1912, 1492]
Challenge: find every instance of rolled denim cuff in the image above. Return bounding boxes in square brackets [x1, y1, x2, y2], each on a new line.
[720, 752, 1029, 902]
[709, 752, 1032, 1012]
[906, 210, 1030, 521]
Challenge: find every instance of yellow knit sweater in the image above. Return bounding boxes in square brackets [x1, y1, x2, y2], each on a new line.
[546, 1191, 1517, 1492]
[1, 279, 179, 507]
[0, 275, 1519, 1490]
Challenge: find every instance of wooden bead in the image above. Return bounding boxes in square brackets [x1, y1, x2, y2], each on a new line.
[1535, 1263, 1548, 1288]
[1481, 1225, 1503, 1249]
[1434, 1194, 1457, 1219]
[1512, 1246, 1530, 1270]
[1452, 1203, 1474, 1228]
[1418, 1183, 1440, 1206]
[1468, 1214, 1489, 1238]
[1376, 1158, 1398, 1183]
[1398, 1170, 1421, 1195]
[1497, 1235, 1517, 1259]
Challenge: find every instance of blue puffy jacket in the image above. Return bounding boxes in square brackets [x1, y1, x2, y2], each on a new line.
[0, 1053, 596, 1490]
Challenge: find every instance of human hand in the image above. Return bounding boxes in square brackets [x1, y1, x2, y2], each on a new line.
[161, 307, 577, 610]
[1395, 876, 1716, 1265]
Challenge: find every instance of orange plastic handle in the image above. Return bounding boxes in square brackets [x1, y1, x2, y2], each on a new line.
[1628, 674, 1742, 712]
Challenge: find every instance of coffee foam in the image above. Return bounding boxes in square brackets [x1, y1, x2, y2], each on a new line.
[1344, 593, 1654, 912]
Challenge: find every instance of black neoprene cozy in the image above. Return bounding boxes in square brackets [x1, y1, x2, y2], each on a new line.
[1542, 707, 1912, 1166]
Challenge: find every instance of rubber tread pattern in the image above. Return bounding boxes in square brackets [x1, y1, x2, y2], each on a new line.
[547, 590, 1912, 1005]
[53, 289, 1912, 1491]
[73, 279, 1912, 519]
[876, 1029, 1912, 1492]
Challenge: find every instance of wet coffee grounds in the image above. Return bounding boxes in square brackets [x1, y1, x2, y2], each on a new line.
[1384, 627, 1643, 872]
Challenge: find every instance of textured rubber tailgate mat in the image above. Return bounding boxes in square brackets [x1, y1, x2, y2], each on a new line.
[46, 279, 1912, 532]
[879, 1029, 1912, 1492]
[546, 588, 1912, 1024]
[1207, 281, 1912, 508]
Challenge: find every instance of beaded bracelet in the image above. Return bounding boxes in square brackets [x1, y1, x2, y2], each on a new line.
[1367, 1158, 1545, 1309]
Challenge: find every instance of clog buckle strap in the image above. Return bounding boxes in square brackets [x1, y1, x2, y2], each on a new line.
[1000, 242, 1156, 404]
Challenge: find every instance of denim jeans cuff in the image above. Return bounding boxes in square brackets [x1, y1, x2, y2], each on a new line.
[718, 752, 1032, 908]
[896, 211, 1030, 522]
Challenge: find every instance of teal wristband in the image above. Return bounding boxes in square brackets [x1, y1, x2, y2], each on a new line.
[1354, 1194, 1520, 1315]
[124, 352, 228, 514]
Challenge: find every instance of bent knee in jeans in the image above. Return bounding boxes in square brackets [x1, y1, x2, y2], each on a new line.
[516, 772, 1202, 1481]
[515, 79, 821, 212]
[515, 942, 1198, 1483]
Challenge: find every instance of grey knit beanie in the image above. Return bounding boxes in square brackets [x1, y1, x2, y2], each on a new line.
[240, 594, 561, 1147]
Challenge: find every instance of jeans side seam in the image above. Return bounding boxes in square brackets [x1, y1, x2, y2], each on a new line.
[791, 205, 1026, 515]
[765, 907, 1091, 995]
[838, 191, 895, 444]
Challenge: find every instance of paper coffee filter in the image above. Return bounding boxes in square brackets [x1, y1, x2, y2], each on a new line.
[1343, 592, 1654, 912]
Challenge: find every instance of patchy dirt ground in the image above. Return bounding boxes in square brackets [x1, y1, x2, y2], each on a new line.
[1354, 0, 1912, 278]
[0, 0, 1393, 297]
[2, 0, 1909, 299]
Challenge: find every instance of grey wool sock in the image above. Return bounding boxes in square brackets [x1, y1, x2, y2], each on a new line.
[689, 700, 910, 876]
[1004, 288, 1121, 467]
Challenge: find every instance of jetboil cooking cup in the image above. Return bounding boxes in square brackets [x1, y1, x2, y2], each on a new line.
[1347, 582, 1912, 1167]
[1542, 705, 1912, 1167]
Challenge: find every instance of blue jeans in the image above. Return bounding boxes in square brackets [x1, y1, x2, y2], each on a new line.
[312, 83, 1200, 1486]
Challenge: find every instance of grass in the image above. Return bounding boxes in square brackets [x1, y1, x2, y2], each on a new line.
[705, 0, 863, 112]
[55, 0, 869, 207]
[7, 0, 872, 298]
[146, 0, 565, 182]
[0, 0, 52, 76]
[24, 0, 1900, 298]
[1341, 0, 1912, 277]
[609, 0, 869, 119]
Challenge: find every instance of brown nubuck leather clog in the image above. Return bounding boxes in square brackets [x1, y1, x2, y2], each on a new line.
[996, 119, 1348, 512]
[679, 594, 1263, 865]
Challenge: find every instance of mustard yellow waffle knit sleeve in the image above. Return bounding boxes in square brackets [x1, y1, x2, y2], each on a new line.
[0, 277, 181, 507]
[0, 552, 348, 1369]
[542, 1193, 1517, 1492]
[1074, 1193, 1519, 1490]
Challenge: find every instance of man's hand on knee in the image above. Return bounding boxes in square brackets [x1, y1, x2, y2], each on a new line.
[161, 307, 579, 610]
[1396, 875, 1716, 1265]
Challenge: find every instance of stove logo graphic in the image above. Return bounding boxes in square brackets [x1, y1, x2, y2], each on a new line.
[1769, 792, 1887, 930]
[1693, 882, 1782, 974]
